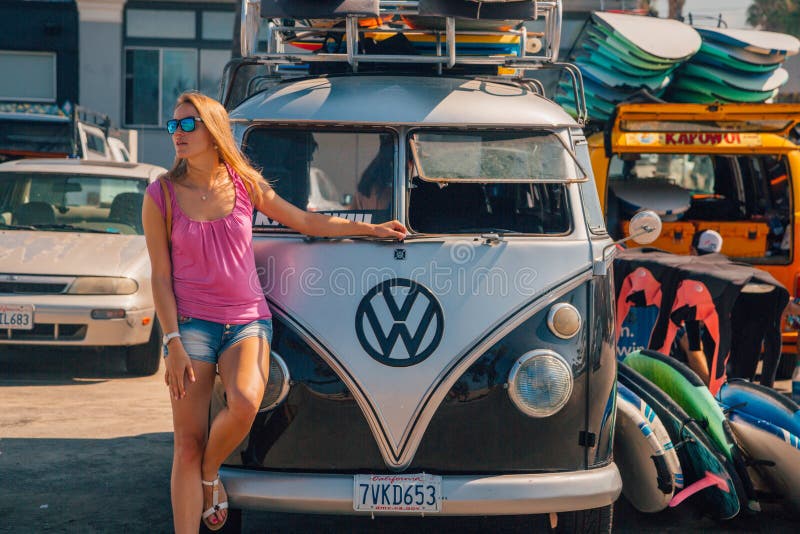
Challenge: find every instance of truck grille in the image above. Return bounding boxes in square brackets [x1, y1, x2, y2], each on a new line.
[0, 282, 69, 294]
[0, 323, 87, 341]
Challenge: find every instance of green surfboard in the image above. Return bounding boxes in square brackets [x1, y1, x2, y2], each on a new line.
[575, 49, 679, 79]
[582, 40, 676, 72]
[697, 26, 800, 57]
[591, 11, 701, 61]
[681, 63, 788, 92]
[586, 26, 680, 67]
[697, 40, 785, 68]
[670, 75, 777, 103]
[580, 62, 671, 91]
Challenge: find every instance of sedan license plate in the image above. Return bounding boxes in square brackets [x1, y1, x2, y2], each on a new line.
[353, 474, 442, 513]
[0, 304, 34, 330]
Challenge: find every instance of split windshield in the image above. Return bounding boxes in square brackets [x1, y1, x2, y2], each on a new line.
[243, 128, 573, 235]
[410, 130, 586, 183]
[0, 172, 147, 235]
[244, 129, 395, 228]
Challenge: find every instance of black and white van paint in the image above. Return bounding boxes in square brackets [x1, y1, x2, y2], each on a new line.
[208, 1, 660, 530]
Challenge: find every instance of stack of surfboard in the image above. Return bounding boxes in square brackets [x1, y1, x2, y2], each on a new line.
[668, 27, 800, 104]
[556, 11, 701, 121]
[615, 349, 800, 517]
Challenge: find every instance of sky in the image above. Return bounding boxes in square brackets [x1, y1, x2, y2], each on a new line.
[652, 0, 751, 29]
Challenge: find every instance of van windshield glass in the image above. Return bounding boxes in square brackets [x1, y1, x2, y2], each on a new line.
[410, 131, 586, 182]
[243, 128, 394, 228]
[408, 179, 570, 235]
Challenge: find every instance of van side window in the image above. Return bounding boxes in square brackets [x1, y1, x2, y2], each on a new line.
[574, 142, 606, 235]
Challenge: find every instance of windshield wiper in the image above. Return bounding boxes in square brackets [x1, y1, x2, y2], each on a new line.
[458, 228, 521, 235]
[29, 224, 121, 234]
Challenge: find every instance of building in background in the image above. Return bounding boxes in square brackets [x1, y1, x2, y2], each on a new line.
[7, 1, 788, 165]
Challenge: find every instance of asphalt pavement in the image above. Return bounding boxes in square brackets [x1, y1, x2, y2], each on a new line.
[0, 347, 795, 533]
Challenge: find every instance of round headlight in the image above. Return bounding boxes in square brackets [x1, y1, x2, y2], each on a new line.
[212, 350, 290, 413]
[259, 350, 291, 412]
[547, 303, 581, 339]
[507, 349, 573, 418]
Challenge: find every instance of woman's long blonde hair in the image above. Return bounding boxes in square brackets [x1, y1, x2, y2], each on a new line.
[166, 91, 266, 203]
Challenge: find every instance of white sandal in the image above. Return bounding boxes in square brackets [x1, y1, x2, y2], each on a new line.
[201, 476, 229, 531]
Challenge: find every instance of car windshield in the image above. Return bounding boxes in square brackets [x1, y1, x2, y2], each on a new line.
[410, 130, 586, 182]
[607, 153, 791, 261]
[609, 153, 717, 195]
[0, 172, 148, 235]
[243, 128, 395, 229]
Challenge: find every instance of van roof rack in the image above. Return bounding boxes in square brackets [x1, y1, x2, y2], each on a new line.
[230, 0, 586, 123]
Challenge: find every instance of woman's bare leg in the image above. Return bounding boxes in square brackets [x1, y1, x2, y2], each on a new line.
[202, 336, 270, 524]
[169, 359, 218, 534]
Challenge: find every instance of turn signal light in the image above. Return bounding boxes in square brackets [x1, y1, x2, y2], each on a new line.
[91, 309, 126, 320]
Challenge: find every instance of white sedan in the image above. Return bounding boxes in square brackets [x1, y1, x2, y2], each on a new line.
[0, 158, 167, 374]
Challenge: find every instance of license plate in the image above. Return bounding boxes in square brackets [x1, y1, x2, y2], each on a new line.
[0, 304, 34, 330]
[353, 473, 442, 513]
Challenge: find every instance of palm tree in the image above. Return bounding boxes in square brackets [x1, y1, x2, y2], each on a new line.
[747, 0, 800, 36]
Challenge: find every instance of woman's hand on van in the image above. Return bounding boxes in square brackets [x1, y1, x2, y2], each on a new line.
[373, 219, 407, 240]
[164, 342, 196, 400]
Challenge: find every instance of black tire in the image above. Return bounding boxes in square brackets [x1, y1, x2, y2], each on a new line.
[199, 508, 242, 534]
[776, 352, 797, 380]
[125, 320, 162, 376]
[556, 505, 613, 534]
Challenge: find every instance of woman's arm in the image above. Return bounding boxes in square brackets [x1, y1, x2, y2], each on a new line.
[253, 182, 406, 239]
[142, 193, 195, 398]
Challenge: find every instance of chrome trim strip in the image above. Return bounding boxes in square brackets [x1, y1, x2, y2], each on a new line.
[0, 274, 75, 284]
[220, 463, 621, 515]
[267, 267, 594, 469]
[261, 350, 290, 413]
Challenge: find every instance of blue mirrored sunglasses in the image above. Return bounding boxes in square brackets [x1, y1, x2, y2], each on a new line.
[166, 116, 203, 134]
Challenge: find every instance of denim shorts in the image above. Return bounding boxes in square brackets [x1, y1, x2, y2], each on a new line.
[167, 316, 273, 365]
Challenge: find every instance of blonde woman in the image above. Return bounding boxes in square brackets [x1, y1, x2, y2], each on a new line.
[142, 91, 406, 532]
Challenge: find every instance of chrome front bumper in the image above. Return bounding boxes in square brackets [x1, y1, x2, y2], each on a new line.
[220, 463, 621, 516]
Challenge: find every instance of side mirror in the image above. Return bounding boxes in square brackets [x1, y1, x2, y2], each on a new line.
[627, 210, 662, 245]
[593, 210, 662, 276]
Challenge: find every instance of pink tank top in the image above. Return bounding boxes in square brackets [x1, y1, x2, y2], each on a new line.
[146, 165, 271, 324]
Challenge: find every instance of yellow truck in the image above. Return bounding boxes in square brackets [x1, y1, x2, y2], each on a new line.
[589, 102, 800, 375]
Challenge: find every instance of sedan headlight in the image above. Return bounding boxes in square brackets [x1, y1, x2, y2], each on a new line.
[508, 349, 573, 418]
[67, 277, 139, 295]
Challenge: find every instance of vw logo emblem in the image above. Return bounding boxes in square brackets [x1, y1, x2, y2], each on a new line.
[356, 279, 444, 367]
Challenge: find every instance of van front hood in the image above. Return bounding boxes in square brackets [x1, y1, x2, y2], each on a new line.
[0, 230, 148, 277]
[253, 236, 594, 469]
